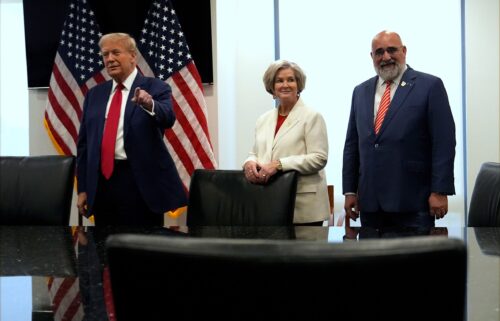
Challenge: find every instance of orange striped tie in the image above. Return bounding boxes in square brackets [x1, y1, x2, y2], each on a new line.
[374, 80, 391, 134]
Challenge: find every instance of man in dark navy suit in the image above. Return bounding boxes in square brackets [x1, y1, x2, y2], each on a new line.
[77, 33, 187, 225]
[342, 30, 456, 228]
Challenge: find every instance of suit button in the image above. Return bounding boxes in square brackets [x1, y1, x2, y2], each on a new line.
[374, 144, 379, 148]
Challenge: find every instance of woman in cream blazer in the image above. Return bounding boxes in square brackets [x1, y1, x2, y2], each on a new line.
[243, 60, 330, 225]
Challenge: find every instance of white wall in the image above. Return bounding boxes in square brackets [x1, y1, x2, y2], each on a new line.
[0, 0, 31, 316]
[214, 0, 275, 169]
[0, 0, 29, 156]
[465, 0, 500, 208]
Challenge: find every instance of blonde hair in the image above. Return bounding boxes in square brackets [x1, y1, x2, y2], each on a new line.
[262, 59, 306, 95]
[99, 33, 138, 54]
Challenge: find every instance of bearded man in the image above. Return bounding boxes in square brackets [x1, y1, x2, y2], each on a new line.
[342, 30, 456, 228]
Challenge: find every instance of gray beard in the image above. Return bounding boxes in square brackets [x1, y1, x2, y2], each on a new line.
[376, 62, 402, 81]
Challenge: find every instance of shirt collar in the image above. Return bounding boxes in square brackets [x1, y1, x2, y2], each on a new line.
[113, 68, 138, 91]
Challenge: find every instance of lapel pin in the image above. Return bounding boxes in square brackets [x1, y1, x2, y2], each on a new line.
[401, 81, 406, 87]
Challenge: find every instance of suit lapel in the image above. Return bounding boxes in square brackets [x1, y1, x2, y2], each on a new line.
[96, 81, 113, 145]
[377, 68, 417, 136]
[364, 77, 378, 134]
[124, 74, 143, 138]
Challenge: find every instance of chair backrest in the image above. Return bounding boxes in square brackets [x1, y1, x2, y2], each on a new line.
[106, 234, 466, 321]
[186, 169, 298, 226]
[468, 162, 500, 227]
[0, 155, 75, 225]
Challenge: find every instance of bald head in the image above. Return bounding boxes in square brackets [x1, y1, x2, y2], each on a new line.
[372, 30, 403, 48]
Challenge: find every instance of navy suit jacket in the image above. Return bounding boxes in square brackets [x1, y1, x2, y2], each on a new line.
[342, 67, 456, 212]
[77, 73, 187, 215]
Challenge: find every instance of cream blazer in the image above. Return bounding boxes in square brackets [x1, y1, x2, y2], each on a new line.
[244, 99, 330, 223]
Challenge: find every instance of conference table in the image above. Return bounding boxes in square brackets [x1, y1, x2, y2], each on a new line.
[0, 225, 499, 321]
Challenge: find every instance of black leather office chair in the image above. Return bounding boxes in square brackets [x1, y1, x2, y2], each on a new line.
[468, 162, 500, 227]
[187, 169, 298, 226]
[473, 227, 500, 256]
[106, 234, 466, 321]
[0, 155, 75, 225]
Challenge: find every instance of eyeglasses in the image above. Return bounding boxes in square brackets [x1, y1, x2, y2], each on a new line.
[373, 46, 403, 57]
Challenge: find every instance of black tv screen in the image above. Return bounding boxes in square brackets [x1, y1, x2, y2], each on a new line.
[23, 0, 213, 88]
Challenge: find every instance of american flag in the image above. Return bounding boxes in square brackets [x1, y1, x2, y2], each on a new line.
[44, 0, 217, 189]
[136, 0, 217, 184]
[44, 0, 106, 157]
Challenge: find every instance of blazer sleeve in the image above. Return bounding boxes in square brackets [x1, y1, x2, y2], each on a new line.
[342, 89, 361, 194]
[76, 93, 90, 193]
[143, 78, 176, 130]
[427, 77, 456, 194]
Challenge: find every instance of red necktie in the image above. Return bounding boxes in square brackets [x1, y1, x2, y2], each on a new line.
[101, 83, 123, 179]
[374, 80, 391, 134]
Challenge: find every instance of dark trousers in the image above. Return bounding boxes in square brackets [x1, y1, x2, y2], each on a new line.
[360, 210, 435, 229]
[93, 160, 164, 226]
